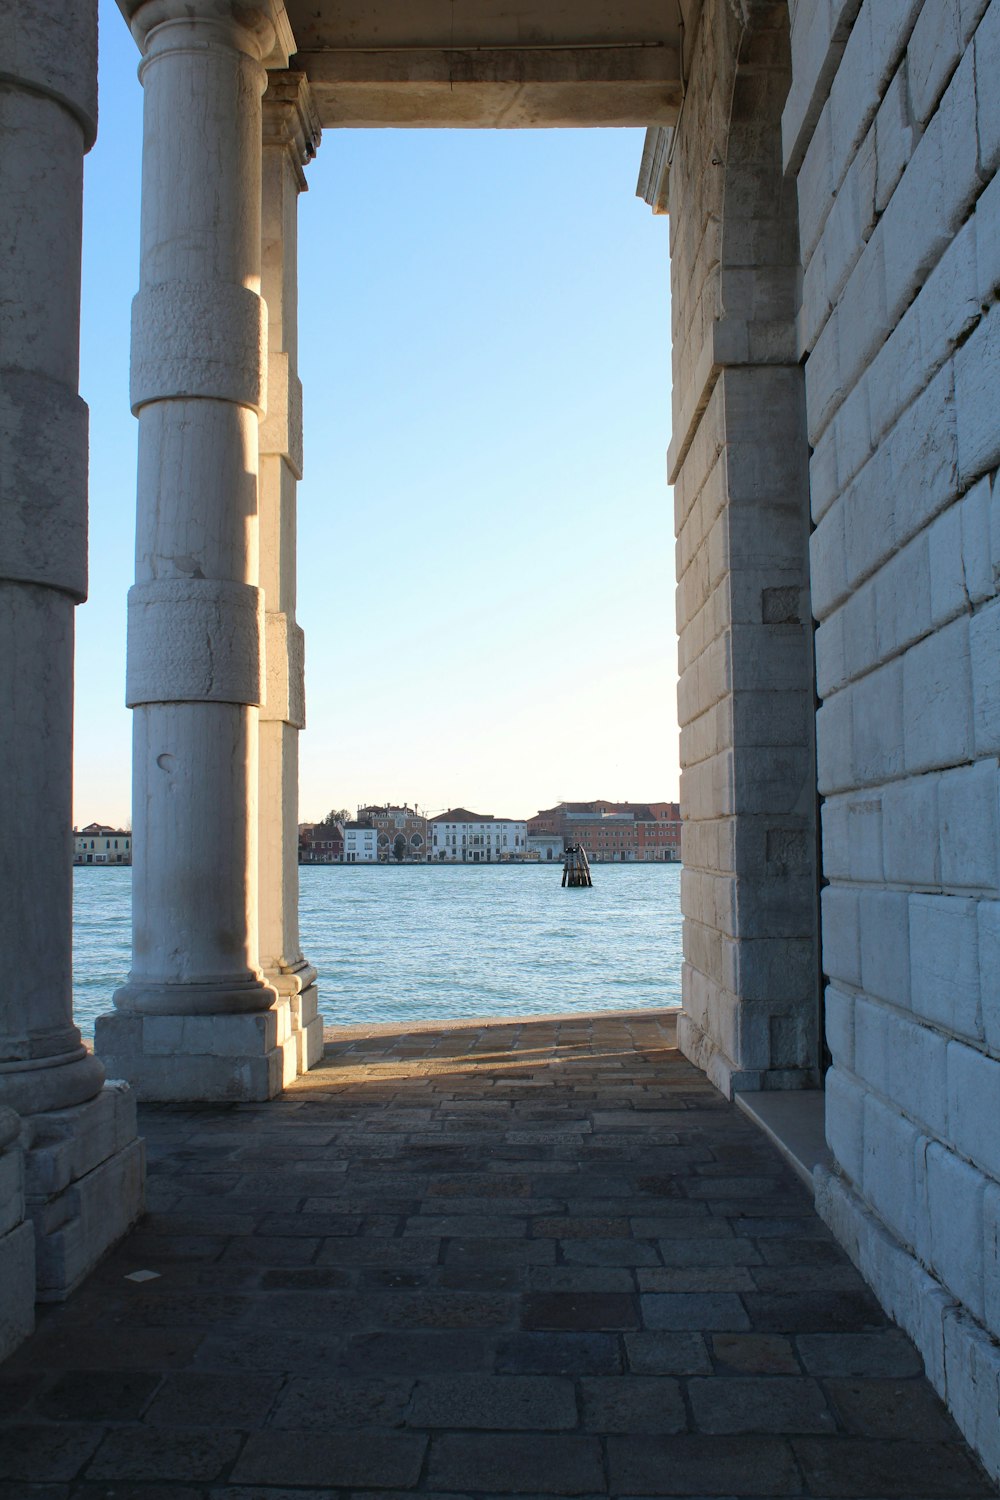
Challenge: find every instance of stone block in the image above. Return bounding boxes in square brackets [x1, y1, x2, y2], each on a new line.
[783, 0, 844, 176]
[843, 455, 894, 590]
[925, 1142, 987, 1322]
[817, 690, 853, 796]
[828, 3, 879, 182]
[95, 1001, 298, 1101]
[919, 220, 979, 375]
[0, 1146, 23, 1240]
[974, 168, 1000, 308]
[928, 502, 967, 629]
[874, 64, 913, 212]
[978, 900, 1000, 1050]
[902, 616, 973, 774]
[948, 1038, 1000, 1181]
[810, 501, 849, 621]
[907, 1, 965, 126]
[890, 366, 960, 551]
[956, 300, 1000, 484]
[938, 759, 999, 890]
[884, 49, 982, 328]
[874, 533, 931, 663]
[861, 1092, 927, 1253]
[834, 232, 889, 416]
[845, 798, 881, 876]
[970, 596, 1000, 754]
[976, 0, 1000, 176]
[21, 1080, 137, 1198]
[909, 894, 981, 1040]
[821, 796, 850, 878]
[853, 657, 904, 785]
[881, 771, 940, 886]
[821, 885, 861, 986]
[824, 985, 855, 1071]
[0, 1220, 35, 1362]
[141, 1010, 280, 1057]
[984, 1180, 1000, 1332]
[842, 578, 877, 679]
[805, 307, 843, 446]
[825, 1064, 864, 1186]
[809, 426, 839, 525]
[797, 102, 837, 266]
[854, 996, 948, 1139]
[859, 888, 910, 1006]
[832, 379, 872, 491]
[29, 1136, 144, 1301]
[942, 1303, 1000, 1485]
[865, 304, 921, 449]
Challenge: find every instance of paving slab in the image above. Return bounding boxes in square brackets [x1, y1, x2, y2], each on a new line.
[0, 1009, 994, 1497]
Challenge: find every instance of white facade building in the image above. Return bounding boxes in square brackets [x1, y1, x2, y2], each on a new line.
[342, 822, 377, 863]
[429, 809, 527, 862]
[527, 832, 564, 863]
[73, 825, 132, 866]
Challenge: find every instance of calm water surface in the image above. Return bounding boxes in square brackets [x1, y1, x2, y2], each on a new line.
[72, 863, 682, 1033]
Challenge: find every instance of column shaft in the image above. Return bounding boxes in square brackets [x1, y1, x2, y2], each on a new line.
[258, 74, 323, 1073]
[0, 0, 143, 1303]
[97, 1, 300, 1100]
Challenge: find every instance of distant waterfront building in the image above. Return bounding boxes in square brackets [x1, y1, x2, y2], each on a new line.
[299, 823, 343, 863]
[527, 831, 564, 862]
[357, 804, 428, 862]
[73, 824, 131, 865]
[527, 801, 681, 862]
[429, 809, 527, 863]
[343, 821, 378, 863]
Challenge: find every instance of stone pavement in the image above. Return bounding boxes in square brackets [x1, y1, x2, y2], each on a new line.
[0, 1011, 995, 1499]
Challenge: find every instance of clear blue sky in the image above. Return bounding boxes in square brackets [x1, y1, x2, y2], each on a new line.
[76, 0, 677, 828]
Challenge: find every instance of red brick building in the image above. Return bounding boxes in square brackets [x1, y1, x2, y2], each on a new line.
[527, 801, 681, 863]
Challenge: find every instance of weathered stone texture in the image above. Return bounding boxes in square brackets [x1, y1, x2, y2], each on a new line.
[670, 0, 818, 1095]
[786, 0, 1000, 1481]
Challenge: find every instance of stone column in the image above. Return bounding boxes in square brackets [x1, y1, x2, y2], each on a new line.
[0, 0, 143, 1301]
[258, 73, 324, 1075]
[96, 0, 299, 1101]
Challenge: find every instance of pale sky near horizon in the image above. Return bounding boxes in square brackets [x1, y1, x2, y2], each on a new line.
[75, 0, 679, 829]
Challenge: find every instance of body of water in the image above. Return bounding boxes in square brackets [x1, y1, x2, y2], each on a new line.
[72, 863, 682, 1033]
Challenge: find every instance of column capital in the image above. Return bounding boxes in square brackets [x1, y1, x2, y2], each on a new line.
[263, 71, 322, 187]
[119, 0, 296, 67]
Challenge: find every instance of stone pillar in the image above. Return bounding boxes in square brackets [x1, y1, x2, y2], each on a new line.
[0, 1110, 34, 1360]
[96, 0, 299, 1101]
[258, 73, 324, 1075]
[638, 0, 819, 1097]
[0, 0, 144, 1301]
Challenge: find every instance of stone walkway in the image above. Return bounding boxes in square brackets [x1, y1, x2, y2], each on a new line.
[0, 1011, 996, 1499]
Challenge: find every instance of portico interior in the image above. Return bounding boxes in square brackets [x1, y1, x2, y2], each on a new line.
[4, 0, 1000, 1481]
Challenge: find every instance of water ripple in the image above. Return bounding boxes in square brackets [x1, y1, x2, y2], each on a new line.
[73, 863, 682, 1031]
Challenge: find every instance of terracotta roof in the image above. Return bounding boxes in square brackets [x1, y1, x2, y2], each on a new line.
[429, 808, 520, 824]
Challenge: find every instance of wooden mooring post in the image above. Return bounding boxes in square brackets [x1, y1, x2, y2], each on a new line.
[562, 843, 593, 888]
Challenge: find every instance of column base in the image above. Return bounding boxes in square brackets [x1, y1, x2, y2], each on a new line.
[291, 983, 325, 1073]
[677, 1011, 816, 1097]
[94, 1000, 299, 1102]
[19, 1083, 145, 1302]
[0, 1108, 34, 1359]
[264, 964, 324, 1076]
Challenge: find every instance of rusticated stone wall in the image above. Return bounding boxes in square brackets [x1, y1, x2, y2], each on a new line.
[784, 0, 1000, 1478]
